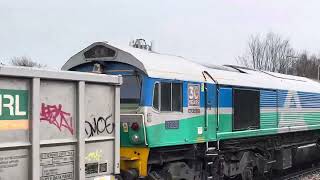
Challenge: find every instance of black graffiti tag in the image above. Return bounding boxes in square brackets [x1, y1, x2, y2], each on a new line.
[85, 114, 114, 137]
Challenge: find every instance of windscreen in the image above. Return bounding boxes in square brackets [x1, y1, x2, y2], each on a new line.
[120, 75, 141, 109]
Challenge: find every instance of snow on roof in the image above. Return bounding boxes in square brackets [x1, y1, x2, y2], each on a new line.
[62, 41, 320, 93]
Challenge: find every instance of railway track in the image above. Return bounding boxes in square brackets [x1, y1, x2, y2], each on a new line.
[274, 163, 320, 180]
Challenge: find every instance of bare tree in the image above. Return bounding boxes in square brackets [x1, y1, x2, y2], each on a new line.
[237, 32, 295, 74]
[10, 56, 45, 68]
[292, 52, 320, 79]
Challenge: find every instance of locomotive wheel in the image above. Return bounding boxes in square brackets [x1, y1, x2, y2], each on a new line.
[241, 167, 253, 180]
[147, 162, 202, 180]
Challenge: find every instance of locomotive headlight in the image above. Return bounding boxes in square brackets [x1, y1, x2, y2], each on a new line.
[131, 134, 140, 144]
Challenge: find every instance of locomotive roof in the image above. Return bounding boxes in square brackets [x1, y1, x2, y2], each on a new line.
[62, 41, 320, 93]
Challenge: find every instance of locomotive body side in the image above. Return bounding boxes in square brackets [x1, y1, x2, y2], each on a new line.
[63, 41, 320, 179]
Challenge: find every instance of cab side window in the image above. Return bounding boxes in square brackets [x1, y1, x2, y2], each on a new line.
[172, 83, 182, 111]
[153, 83, 160, 110]
[152, 82, 182, 112]
[160, 83, 172, 111]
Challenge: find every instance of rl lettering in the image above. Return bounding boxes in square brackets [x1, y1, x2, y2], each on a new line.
[0, 94, 26, 116]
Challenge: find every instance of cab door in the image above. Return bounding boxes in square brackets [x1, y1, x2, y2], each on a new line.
[205, 83, 217, 141]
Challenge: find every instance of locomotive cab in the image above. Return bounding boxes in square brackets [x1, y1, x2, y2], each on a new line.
[63, 41, 220, 179]
[62, 42, 160, 178]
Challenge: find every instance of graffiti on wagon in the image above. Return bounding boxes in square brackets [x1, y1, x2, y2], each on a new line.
[85, 149, 103, 162]
[85, 114, 114, 138]
[40, 103, 74, 135]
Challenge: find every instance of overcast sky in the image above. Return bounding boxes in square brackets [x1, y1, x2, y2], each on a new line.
[1, 0, 320, 68]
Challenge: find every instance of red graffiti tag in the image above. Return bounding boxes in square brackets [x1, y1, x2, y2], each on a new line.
[40, 103, 74, 135]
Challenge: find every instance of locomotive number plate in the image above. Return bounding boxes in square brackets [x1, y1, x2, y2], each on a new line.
[165, 120, 179, 129]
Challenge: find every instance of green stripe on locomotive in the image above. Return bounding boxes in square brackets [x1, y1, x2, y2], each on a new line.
[120, 111, 281, 147]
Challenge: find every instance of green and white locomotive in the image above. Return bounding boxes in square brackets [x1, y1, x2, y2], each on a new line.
[63, 40, 320, 179]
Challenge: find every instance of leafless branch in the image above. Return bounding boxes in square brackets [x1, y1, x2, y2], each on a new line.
[10, 56, 46, 68]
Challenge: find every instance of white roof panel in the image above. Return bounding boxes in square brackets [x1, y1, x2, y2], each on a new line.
[62, 41, 320, 93]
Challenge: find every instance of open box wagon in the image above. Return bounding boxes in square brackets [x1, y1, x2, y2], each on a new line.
[0, 66, 121, 180]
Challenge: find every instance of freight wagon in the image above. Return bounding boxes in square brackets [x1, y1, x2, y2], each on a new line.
[63, 39, 320, 180]
[0, 66, 121, 180]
